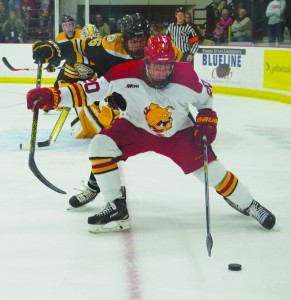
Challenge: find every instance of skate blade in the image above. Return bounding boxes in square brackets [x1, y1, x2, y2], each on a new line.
[89, 219, 130, 234]
[67, 205, 94, 212]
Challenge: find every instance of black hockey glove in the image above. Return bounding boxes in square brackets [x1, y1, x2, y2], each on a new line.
[45, 63, 56, 72]
[32, 41, 61, 65]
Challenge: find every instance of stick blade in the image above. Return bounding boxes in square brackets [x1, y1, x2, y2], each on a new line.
[2, 57, 14, 70]
[28, 156, 66, 194]
[206, 234, 213, 257]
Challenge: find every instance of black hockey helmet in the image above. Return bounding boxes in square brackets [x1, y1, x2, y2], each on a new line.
[61, 15, 75, 24]
[61, 15, 76, 35]
[121, 13, 150, 59]
[175, 6, 186, 14]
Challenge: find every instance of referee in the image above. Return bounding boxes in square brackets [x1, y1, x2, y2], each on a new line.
[166, 7, 199, 63]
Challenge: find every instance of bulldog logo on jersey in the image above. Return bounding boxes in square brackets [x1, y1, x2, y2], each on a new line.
[144, 103, 174, 136]
[74, 63, 94, 79]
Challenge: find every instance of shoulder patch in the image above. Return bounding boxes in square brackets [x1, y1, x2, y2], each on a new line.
[105, 34, 118, 43]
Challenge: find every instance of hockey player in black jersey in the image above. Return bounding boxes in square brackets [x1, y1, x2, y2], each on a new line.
[32, 13, 182, 208]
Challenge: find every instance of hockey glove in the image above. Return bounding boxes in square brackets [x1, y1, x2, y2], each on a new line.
[45, 63, 55, 72]
[32, 41, 61, 65]
[26, 87, 61, 111]
[193, 109, 218, 147]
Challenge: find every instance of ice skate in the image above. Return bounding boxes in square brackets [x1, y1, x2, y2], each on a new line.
[245, 200, 276, 230]
[88, 186, 129, 233]
[68, 182, 100, 209]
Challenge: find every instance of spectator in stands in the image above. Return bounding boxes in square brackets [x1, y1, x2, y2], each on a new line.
[116, 18, 122, 33]
[39, 0, 51, 28]
[19, 0, 36, 19]
[151, 21, 166, 36]
[19, 0, 37, 32]
[184, 11, 213, 45]
[166, 6, 199, 63]
[2, 9, 25, 42]
[213, 21, 224, 44]
[94, 13, 110, 37]
[8, 0, 20, 13]
[220, 8, 233, 43]
[265, 0, 286, 46]
[185, 11, 195, 27]
[231, 8, 252, 42]
[0, 1, 9, 42]
[108, 17, 117, 34]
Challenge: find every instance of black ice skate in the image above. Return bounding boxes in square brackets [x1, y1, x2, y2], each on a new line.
[245, 200, 276, 230]
[224, 197, 249, 216]
[88, 186, 129, 233]
[68, 184, 100, 209]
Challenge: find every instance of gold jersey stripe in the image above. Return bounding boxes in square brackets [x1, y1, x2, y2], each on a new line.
[216, 171, 238, 197]
[90, 158, 112, 165]
[72, 39, 83, 63]
[68, 83, 87, 107]
[91, 163, 118, 175]
[65, 64, 77, 72]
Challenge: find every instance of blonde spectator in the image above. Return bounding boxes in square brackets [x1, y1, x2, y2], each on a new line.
[185, 12, 194, 27]
[220, 8, 233, 43]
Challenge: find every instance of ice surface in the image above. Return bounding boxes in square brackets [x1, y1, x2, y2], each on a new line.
[0, 84, 291, 300]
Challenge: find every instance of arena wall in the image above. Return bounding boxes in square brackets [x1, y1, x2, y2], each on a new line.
[0, 44, 290, 105]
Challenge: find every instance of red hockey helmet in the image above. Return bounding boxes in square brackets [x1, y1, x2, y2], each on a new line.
[144, 35, 175, 89]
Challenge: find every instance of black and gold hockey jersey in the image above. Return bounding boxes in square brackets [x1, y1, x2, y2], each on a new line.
[54, 33, 183, 86]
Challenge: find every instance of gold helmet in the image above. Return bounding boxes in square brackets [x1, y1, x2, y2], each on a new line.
[81, 24, 100, 39]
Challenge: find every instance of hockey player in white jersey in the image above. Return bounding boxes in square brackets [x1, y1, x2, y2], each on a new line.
[26, 35, 276, 233]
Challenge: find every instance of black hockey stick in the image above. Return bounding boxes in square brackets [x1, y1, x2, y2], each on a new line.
[2, 57, 64, 71]
[28, 61, 66, 194]
[202, 136, 213, 257]
[20, 107, 71, 150]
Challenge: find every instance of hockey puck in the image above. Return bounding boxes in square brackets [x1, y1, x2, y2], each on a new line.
[228, 263, 242, 271]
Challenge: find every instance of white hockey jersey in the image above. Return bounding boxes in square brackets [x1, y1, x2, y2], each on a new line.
[59, 60, 213, 137]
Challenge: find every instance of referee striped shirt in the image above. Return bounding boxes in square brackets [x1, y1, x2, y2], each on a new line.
[166, 22, 199, 55]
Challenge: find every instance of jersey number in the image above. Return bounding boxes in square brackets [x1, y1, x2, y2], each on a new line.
[201, 80, 212, 96]
[84, 81, 100, 93]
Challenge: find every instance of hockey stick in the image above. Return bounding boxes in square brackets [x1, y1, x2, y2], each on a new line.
[28, 60, 66, 194]
[20, 107, 71, 150]
[202, 136, 213, 257]
[2, 57, 64, 71]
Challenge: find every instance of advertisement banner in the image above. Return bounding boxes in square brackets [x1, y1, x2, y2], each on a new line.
[195, 46, 263, 90]
[264, 50, 291, 92]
